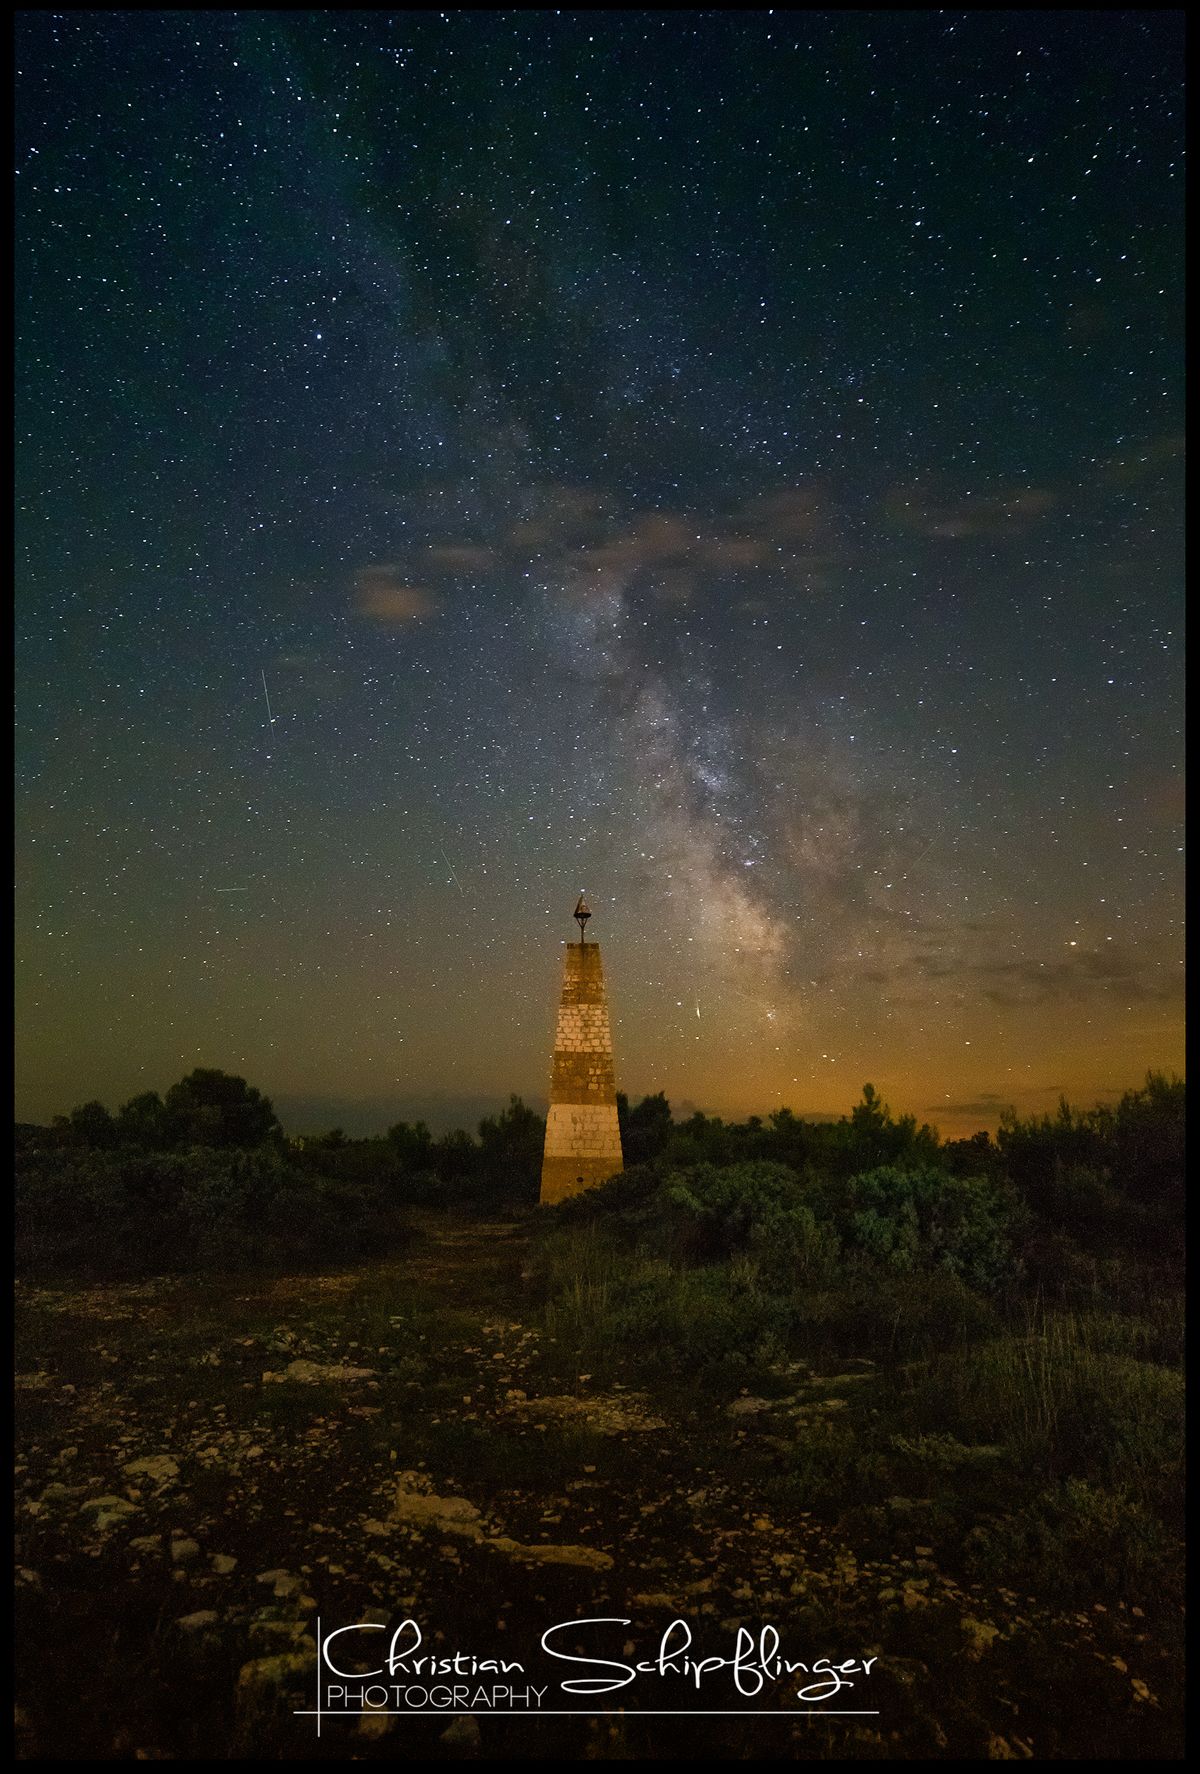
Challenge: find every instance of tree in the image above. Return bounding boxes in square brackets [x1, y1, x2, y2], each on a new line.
[617, 1091, 673, 1166]
[477, 1095, 545, 1200]
[943, 1131, 999, 1179]
[434, 1128, 480, 1188]
[387, 1119, 435, 1171]
[162, 1069, 282, 1149]
[54, 1100, 118, 1149]
[1106, 1071, 1184, 1213]
[116, 1091, 169, 1149]
[839, 1083, 941, 1175]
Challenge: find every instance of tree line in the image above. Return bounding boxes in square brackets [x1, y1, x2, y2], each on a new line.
[15, 1067, 1183, 1288]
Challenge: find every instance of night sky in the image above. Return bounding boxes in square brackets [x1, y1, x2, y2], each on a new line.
[15, 9, 1184, 1139]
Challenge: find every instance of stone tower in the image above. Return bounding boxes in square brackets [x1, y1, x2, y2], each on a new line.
[539, 897, 624, 1205]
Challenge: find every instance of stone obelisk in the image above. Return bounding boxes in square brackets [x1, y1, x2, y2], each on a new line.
[539, 895, 624, 1205]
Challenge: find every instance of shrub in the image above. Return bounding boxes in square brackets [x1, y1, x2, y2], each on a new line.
[902, 1316, 1184, 1505]
[14, 1143, 411, 1278]
[826, 1164, 1024, 1293]
[658, 1160, 805, 1261]
[963, 1478, 1180, 1607]
[792, 1267, 1005, 1364]
[539, 1227, 795, 1392]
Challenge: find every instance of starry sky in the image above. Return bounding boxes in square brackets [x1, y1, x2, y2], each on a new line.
[15, 9, 1184, 1138]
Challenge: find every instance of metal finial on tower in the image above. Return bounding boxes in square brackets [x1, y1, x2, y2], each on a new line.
[574, 893, 592, 944]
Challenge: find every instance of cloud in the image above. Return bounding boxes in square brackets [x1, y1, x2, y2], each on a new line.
[1096, 432, 1185, 487]
[975, 948, 1180, 1007]
[354, 566, 439, 623]
[426, 544, 495, 573]
[696, 534, 770, 570]
[507, 483, 845, 596]
[507, 484, 610, 549]
[924, 1093, 1012, 1117]
[351, 480, 848, 621]
[883, 482, 1057, 540]
[735, 486, 828, 543]
[843, 935, 1181, 1014]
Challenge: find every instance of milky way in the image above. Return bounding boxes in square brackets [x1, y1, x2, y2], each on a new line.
[15, 11, 1183, 1135]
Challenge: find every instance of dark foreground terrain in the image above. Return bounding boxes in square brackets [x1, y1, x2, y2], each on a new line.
[15, 1214, 1182, 1760]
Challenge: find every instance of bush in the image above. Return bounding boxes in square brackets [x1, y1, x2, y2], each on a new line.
[541, 1163, 665, 1229]
[658, 1160, 804, 1260]
[14, 1144, 411, 1278]
[997, 1072, 1184, 1268]
[811, 1163, 1024, 1293]
[791, 1267, 1005, 1364]
[539, 1227, 795, 1392]
[902, 1316, 1185, 1506]
[963, 1478, 1180, 1607]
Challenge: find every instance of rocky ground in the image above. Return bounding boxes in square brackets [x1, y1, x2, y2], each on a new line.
[14, 1216, 1180, 1760]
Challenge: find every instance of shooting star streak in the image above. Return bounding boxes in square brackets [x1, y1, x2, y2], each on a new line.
[261, 670, 276, 724]
[902, 834, 940, 875]
[215, 888, 248, 893]
[695, 1001, 702, 1020]
[440, 848, 465, 895]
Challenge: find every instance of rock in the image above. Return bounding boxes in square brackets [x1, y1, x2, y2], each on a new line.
[727, 1396, 775, 1417]
[123, 1456, 179, 1484]
[249, 1613, 314, 1650]
[176, 1610, 220, 1632]
[130, 1535, 163, 1554]
[15, 1704, 39, 1756]
[81, 1496, 139, 1531]
[262, 1359, 376, 1385]
[235, 1653, 313, 1708]
[170, 1538, 201, 1565]
[961, 1615, 1001, 1658]
[489, 1538, 613, 1571]
[356, 1711, 395, 1740]
[210, 1553, 237, 1575]
[393, 1483, 482, 1538]
[505, 1392, 665, 1433]
[38, 1482, 86, 1506]
[441, 1716, 482, 1748]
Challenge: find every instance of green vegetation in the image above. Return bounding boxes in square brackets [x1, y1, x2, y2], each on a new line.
[532, 1074, 1184, 1618]
[16, 1074, 547, 1277]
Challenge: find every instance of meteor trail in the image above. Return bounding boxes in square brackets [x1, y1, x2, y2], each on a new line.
[261, 670, 276, 724]
[440, 847, 465, 895]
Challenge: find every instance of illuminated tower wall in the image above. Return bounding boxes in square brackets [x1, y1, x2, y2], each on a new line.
[539, 940, 624, 1205]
